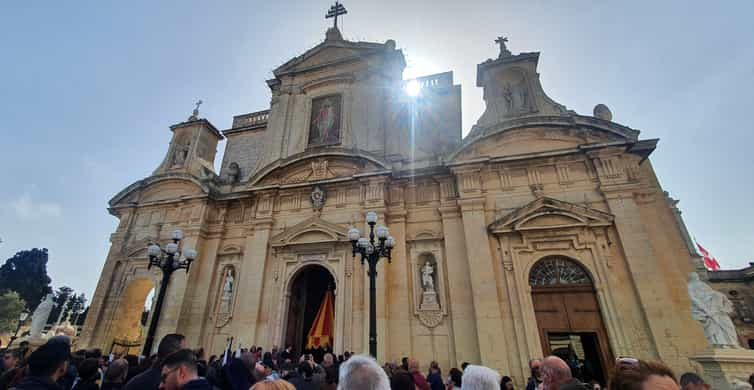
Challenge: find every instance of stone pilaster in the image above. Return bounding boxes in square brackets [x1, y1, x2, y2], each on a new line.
[458, 197, 510, 373]
[234, 219, 273, 347]
[439, 204, 481, 365]
[386, 208, 411, 361]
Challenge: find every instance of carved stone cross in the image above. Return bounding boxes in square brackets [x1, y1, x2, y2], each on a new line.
[495, 36, 512, 57]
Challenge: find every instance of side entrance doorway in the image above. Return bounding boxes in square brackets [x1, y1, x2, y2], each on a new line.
[530, 256, 613, 385]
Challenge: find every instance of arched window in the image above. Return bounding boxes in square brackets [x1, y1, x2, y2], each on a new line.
[529, 256, 591, 287]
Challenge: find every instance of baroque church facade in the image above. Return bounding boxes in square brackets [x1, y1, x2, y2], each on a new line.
[79, 25, 712, 383]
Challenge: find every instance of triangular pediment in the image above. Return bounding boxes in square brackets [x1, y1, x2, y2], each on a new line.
[270, 216, 350, 247]
[488, 197, 613, 234]
[273, 38, 384, 77]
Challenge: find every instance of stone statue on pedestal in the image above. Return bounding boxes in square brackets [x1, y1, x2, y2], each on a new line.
[688, 272, 740, 348]
[421, 261, 435, 292]
[220, 268, 234, 314]
[29, 293, 54, 338]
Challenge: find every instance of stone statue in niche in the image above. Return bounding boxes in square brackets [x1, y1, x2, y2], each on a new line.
[172, 141, 190, 167]
[419, 259, 440, 311]
[687, 272, 740, 348]
[421, 260, 436, 292]
[220, 268, 235, 314]
[502, 79, 530, 116]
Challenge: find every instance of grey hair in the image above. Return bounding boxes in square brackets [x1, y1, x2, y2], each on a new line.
[731, 379, 753, 390]
[461, 365, 501, 390]
[337, 354, 390, 390]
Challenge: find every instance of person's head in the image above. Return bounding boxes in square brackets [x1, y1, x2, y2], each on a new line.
[408, 358, 420, 373]
[160, 349, 198, 390]
[390, 369, 415, 390]
[502, 376, 514, 390]
[731, 379, 753, 390]
[2, 349, 20, 370]
[449, 367, 463, 387]
[104, 358, 129, 384]
[337, 354, 390, 390]
[461, 365, 501, 390]
[401, 357, 409, 370]
[589, 380, 602, 390]
[608, 359, 679, 390]
[529, 359, 543, 381]
[541, 356, 572, 390]
[158, 334, 186, 361]
[194, 348, 204, 360]
[461, 362, 470, 371]
[78, 358, 102, 383]
[250, 379, 296, 390]
[27, 341, 70, 381]
[679, 373, 709, 390]
[298, 360, 314, 378]
[429, 360, 441, 375]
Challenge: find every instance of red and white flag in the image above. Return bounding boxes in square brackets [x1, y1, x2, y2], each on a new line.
[695, 241, 721, 271]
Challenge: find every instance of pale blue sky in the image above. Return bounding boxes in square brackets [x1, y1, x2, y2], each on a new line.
[1, 1, 753, 299]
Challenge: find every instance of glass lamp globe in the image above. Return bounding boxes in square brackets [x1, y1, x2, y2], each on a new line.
[165, 242, 179, 254]
[184, 249, 198, 260]
[172, 229, 184, 241]
[385, 236, 396, 249]
[375, 225, 389, 239]
[147, 244, 162, 257]
[348, 227, 361, 241]
[357, 237, 369, 248]
[366, 211, 378, 224]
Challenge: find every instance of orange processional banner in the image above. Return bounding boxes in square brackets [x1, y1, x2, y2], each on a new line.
[306, 289, 335, 349]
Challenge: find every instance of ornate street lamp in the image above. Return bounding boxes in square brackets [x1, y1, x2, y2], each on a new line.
[141, 229, 197, 356]
[348, 211, 395, 358]
[6, 309, 30, 349]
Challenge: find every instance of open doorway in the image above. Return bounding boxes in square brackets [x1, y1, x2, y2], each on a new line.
[284, 265, 335, 357]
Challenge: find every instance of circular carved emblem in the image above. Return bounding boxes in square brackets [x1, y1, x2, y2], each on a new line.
[418, 311, 443, 328]
[310, 185, 326, 210]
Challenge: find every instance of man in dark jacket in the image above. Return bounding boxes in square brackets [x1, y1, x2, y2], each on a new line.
[124, 334, 185, 390]
[12, 341, 70, 390]
[159, 349, 211, 390]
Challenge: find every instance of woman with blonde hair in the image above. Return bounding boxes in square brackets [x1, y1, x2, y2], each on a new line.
[250, 379, 296, 390]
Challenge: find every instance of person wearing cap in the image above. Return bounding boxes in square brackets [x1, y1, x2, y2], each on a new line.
[12, 341, 70, 390]
[125, 333, 186, 390]
[254, 358, 280, 381]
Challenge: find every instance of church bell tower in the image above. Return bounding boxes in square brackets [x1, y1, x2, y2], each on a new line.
[153, 101, 223, 178]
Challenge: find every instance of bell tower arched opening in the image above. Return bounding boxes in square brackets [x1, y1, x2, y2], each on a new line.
[529, 256, 612, 385]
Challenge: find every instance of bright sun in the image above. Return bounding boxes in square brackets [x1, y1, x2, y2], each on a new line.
[405, 80, 422, 96]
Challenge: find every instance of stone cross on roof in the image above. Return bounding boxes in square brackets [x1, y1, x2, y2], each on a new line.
[188, 99, 203, 121]
[326, 1, 347, 29]
[495, 36, 512, 58]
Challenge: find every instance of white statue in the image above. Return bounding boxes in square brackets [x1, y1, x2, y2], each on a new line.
[220, 268, 234, 314]
[687, 272, 740, 348]
[29, 293, 54, 338]
[421, 261, 435, 292]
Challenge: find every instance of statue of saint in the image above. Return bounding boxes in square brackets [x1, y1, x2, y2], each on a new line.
[30, 293, 54, 338]
[421, 261, 435, 292]
[687, 272, 740, 348]
[220, 268, 234, 314]
[172, 142, 189, 167]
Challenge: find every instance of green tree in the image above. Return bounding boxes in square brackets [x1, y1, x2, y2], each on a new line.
[0, 291, 26, 333]
[0, 248, 52, 310]
[48, 286, 74, 324]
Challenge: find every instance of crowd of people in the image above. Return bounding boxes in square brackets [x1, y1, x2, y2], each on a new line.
[2, 334, 754, 390]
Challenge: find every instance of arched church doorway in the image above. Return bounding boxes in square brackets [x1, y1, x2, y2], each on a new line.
[284, 265, 336, 358]
[109, 279, 155, 355]
[529, 256, 613, 385]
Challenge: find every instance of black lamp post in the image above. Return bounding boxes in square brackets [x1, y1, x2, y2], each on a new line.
[141, 229, 197, 356]
[6, 309, 30, 349]
[348, 211, 395, 359]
